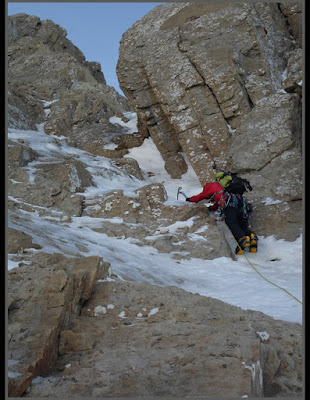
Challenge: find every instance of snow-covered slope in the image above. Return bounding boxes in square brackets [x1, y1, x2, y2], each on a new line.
[8, 114, 303, 324]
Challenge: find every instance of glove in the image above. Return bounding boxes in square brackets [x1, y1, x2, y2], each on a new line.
[186, 198, 191, 202]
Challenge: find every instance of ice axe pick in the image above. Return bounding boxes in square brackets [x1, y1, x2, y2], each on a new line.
[177, 187, 188, 200]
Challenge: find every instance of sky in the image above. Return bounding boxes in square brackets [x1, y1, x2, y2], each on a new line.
[7, 1, 165, 95]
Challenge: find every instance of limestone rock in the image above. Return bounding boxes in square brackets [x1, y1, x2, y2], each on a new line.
[8, 227, 42, 254]
[111, 157, 144, 180]
[227, 94, 302, 172]
[117, 2, 303, 241]
[283, 48, 303, 94]
[59, 329, 95, 355]
[116, 132, 146, 150]
[20, 280, 302, 398]
[279, 2, 303, 48]
[43, 83, 131, 151]
[8, 13, 134, 154]
[8, 142, 94, 217]
[84, 184, 236, 260]
[8, 140, 38, 168]
[8, 253, 110, 397]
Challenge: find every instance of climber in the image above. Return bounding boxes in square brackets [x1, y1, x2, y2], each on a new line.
[185, 175, 258, 255]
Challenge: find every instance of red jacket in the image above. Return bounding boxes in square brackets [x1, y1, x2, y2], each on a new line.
[189, 182, 226, 211]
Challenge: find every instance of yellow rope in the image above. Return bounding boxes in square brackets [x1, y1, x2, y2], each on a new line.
[235, 240, 303, 305]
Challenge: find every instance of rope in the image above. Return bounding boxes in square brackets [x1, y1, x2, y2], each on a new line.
[234, 238, 303, 305]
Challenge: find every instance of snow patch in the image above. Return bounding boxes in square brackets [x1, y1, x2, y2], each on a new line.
[94, 306, 107, 316]
[256, 331, 270, 342]
[8, 371, 22, 378]
[148, 307, 159, 317]
[155, 217, 197, 234]
[118, 311, 127, 318]
[32, 376, 57, 386]
[261, 197, 283, 206]
[227, 124, 236, 134]
[109, 112, 137, 134]
[69, 165, 81, 192]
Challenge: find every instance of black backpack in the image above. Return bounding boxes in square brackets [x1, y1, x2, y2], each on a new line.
[215, 170, 252, 195]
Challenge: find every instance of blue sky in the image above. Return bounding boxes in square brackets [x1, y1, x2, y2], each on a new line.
[7, 2, 165, 95]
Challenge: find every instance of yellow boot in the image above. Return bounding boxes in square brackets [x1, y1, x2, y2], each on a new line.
[250, 233, 258, 253]
[235, 236, 250, 255]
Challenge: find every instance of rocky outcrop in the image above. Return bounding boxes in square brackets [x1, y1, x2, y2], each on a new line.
[8, 138, 234, 261]
[9, 274, 302, 398]
[8, 227, 42, 254]
[8, 138, 94, 217]
[84, 183, 235, 260]
[117, 2, 303, 241]
[8, 126, 234, 260]
[8, 13, 138, 155]
[8, 253, 110, 397]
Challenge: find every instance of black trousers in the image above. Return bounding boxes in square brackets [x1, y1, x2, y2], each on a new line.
[224, 205, 253, 242]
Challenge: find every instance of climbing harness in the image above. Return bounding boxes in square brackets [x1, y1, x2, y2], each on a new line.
[224, 193, 252, 219]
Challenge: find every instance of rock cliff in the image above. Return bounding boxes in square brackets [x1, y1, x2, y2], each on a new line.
[117, 2, 303, 241]
[7, 7, 303, 398]
[8, 13, 141, 155]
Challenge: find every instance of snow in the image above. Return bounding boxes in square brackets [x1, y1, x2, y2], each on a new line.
[281, 67, 288, 81]
[118, 311, 127, 318]
[261, 197, 283, 206]
[94, 306, 107, 316]
[256, 331, 270, 342]
[227, 123, 236, 134]
[109, 111, 138, 134]
[148, 307, 159, 317]
[154, 217, 197, 234]
[31, 376, 56, 387]
[7, 114, 303, 324]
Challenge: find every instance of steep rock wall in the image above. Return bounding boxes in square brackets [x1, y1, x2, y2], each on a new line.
[117, 2, 303, 240]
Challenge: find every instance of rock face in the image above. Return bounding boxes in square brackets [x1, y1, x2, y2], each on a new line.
[8, 13, 143, 154]
[8, 253, 110, 397]
[7, 8, 303, 399]
[9, 276, 302, 398]
[117, 2, 303, 241]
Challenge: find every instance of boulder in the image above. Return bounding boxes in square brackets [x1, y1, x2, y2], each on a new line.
[8, 253, 110, 397]
[8, 227, 42, 253]
[8, 140, 38, 168]
[8, 141, 94, 217]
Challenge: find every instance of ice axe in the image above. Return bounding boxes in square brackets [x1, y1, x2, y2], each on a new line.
[177, 187, 188, 200]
